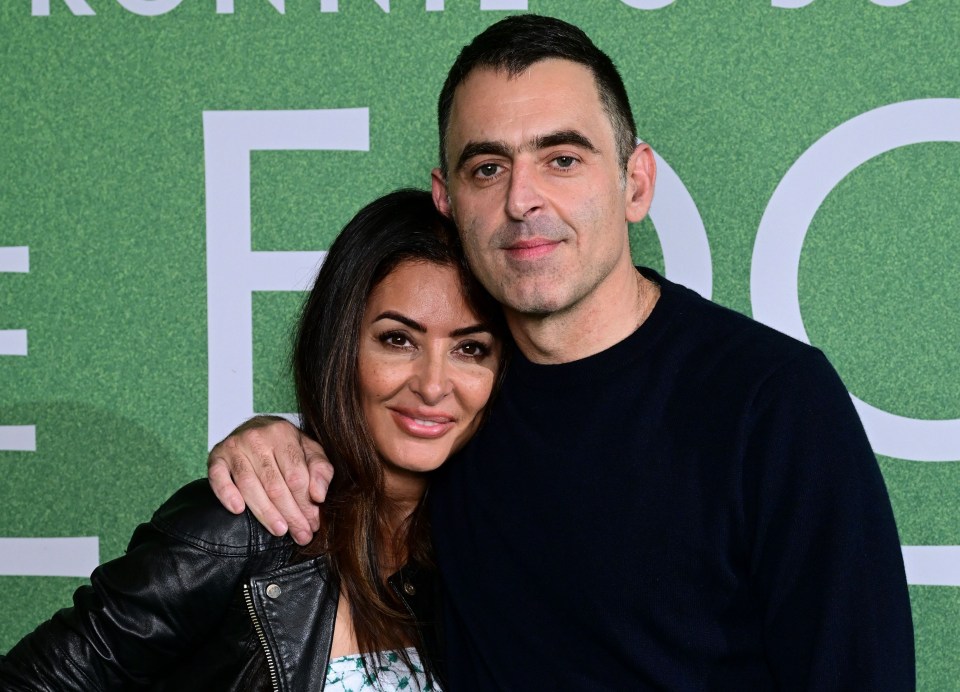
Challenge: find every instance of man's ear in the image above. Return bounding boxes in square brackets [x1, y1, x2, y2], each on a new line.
[431, 168, 454, 218]
[624, 143, 657, 224]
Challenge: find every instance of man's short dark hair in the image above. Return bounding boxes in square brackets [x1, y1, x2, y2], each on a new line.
[437, 14, 638, 178]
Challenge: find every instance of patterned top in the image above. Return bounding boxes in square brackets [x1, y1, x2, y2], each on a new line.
[324, 647, 438, 691]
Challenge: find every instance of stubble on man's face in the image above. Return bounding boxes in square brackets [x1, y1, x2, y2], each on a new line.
[437, 60, 635, 322]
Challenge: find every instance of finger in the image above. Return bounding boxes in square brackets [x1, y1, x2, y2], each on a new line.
[237, 432, 315, 545]
[263, 434, 316, 545]
[228, 462, 291, 539]
[207, 455, 246, 515]
[285, 447, 323, 534]
[305, 443, 334, 506]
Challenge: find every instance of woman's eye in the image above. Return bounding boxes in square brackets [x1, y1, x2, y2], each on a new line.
[379, 332, 412, 348]
[457, 341, 490, 358]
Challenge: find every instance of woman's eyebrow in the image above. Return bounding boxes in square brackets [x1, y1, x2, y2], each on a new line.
[373, 312, 425, 332]
[451, 324, 491, 338]
[374, 312, 491, 339]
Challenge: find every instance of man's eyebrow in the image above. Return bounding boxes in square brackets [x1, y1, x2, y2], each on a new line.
[455, 140, 512, 173]
[533, 130, 599, 153]
[455, 130, 600, 172]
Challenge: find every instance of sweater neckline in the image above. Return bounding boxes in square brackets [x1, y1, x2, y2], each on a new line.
[507, 267, 677, 392]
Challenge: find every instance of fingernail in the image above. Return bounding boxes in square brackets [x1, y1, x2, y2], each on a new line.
[272, 521, 288, 537]
[294, 530, 311, 545]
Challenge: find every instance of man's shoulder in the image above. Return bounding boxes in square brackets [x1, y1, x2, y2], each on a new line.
[146, 479, 294, 557]
[643, 271, 840, 400]
[653, 271, 817, 368]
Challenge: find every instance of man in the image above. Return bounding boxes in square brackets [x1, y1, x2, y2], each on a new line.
[209, 15, 914, 689]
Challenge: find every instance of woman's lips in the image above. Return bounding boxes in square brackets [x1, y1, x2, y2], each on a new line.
[390, 409, 456, 439]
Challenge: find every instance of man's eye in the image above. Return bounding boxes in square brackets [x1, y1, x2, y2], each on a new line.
[476, 163, 501, 178]
[554, 156, 577, 168]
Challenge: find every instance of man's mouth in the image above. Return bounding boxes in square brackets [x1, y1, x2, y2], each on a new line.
[504, 238, 560, 261]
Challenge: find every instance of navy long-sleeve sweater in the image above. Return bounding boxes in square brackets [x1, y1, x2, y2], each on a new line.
[431, 268, 914, 690]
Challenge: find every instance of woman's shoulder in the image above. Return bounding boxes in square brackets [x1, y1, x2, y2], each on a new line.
[144, 479, 294, 557]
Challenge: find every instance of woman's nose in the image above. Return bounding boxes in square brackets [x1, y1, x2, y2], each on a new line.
[411, 352, 453, 404]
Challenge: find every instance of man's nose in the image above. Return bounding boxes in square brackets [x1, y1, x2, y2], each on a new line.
[506, 160, 544, 220]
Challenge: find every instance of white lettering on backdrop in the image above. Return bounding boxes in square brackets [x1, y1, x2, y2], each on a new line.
[30, 0, 913, 16]
[203, 109, 369, 447]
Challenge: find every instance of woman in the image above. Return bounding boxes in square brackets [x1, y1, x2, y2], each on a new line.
[0, 189, 506, 691]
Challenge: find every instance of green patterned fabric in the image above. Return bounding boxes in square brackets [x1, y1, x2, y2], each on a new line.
[325, 648, 436, 692]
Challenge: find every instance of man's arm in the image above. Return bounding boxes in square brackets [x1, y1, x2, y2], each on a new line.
[207, 415, 332, 546]
[745, 349, 915, 689]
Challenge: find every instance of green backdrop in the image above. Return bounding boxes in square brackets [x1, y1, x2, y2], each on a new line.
[2, 1, 958, 687]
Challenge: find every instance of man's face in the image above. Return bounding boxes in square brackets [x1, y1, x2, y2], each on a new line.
[432, 59, 654, 319]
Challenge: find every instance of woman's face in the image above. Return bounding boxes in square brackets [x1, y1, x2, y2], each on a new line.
[358, 260, 501, 499]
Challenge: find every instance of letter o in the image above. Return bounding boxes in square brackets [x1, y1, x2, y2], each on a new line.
[618, 0, 676, 8]
[649, 153, 712, 299]
[115, 0, 183, 16]
[751, 99, 960, 462]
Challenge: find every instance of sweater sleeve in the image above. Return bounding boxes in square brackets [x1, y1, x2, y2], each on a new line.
[742, 349, 915, 690]
[0, 479, 277, 690]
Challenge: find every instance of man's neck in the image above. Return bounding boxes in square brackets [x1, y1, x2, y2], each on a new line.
[506, 264, 660, 365]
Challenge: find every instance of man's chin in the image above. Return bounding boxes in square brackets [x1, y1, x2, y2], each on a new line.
[501, 292, 568, 318]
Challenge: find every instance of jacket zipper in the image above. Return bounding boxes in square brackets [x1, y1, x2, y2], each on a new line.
[243, 583, 281, 692]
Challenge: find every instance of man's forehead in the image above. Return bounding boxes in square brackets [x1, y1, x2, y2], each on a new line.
[446, 60, 604, 136]
[452, 59, 597, 100]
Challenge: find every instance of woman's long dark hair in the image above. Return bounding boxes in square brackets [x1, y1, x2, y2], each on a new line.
[292, 189, 505, 682]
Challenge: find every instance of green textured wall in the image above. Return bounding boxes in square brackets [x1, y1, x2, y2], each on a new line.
[2, 1, 958, 687]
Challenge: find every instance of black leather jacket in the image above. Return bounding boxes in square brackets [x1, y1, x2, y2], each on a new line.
[0, 480, 443, 691]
